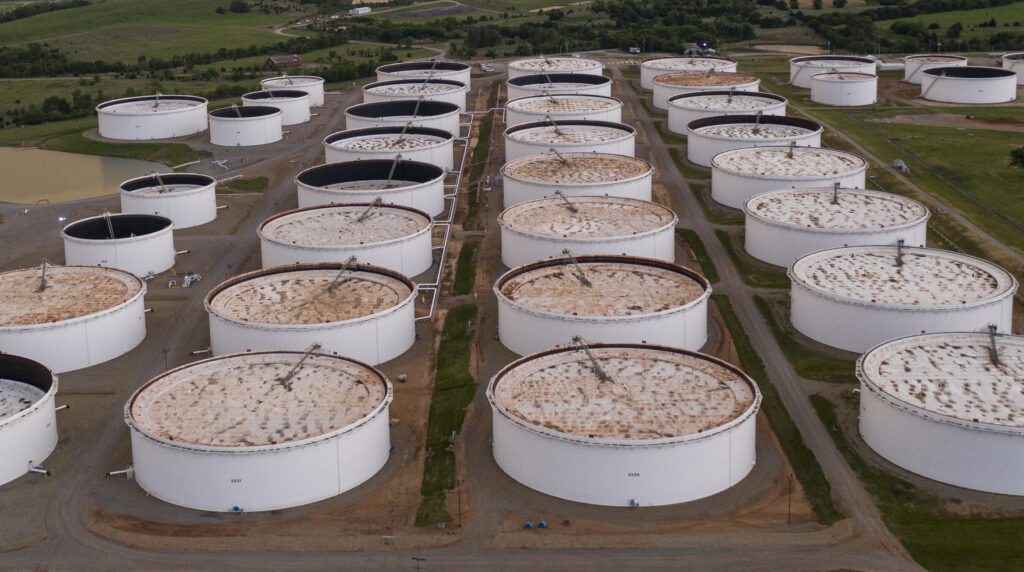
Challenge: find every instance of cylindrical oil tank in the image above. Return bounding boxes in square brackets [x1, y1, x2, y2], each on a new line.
[506, 73, 613, 101]
[710, 146, 867, 209]
[903, 54, 967, 84]
[498, 195, 677, 267]
[96, 95, 208, 140]
[495, 255, 711, 355]
[0, 265, 146, 373]
[345, 100, 461, 137]
[501, 152, 653, 208]
[295, 159, 446, 216]
[652, 71, 760, 110]
[920, 66, 1018, 104]
[487, 343, 761, 506]
[205, 263, 416, 365]
[505, 94, 623, 128]
[507, 56, 604, 79]
[1002, 53, 1024, 85]
[503, 120, 636, 162]
[744, 187, 929, 268]
[640, 56, 739, 90]
[857, 332, 1024, 496]
[376, 61, 472, 87]
[209, 105, 283, 147]
[241, 90, 310, 125]
[362, 78, 469, 111]
[685, 115, 822, 167]
[0, 354, 58, 487]
[260, 75, 326, 106]
[120, 173, 217, 229]
[788, 245, 1018, 353]
[667, 91, 786, 135]
[124, 350, 393, 511]
[323, 126, 455, 171]
[810, 72, 878, 106]
[63, 214, 175, 278]
[789, 56, 877, 89]
[258, 203, 433, 277]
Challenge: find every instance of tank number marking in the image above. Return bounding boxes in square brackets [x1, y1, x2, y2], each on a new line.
[627, 472, 640, 477]
[231, 478, 242, 483]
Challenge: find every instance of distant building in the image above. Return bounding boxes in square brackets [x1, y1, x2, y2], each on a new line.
[266, 54, 302, 69]
[683, 43, 701, 55]
[628, 47, 641, 54]
[349, 6, 371, 15]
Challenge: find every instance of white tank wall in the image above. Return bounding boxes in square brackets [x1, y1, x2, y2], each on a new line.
[0, 383, 57, 487]
[640, 60, 739, 90]
[63, 223, 176, 278]
[260, 225, 434, 277]
[504, 132, 635, 162]
[297, 177, 446, 216]
[209, 114, 283, 147]
[686, 129, 821, 168]
[506, 82, 612, 101]
[120, 183, 217, 230]
[789, 60, 877, 88]
[904, 57, 967, 84]
[208, 297, 415, 366]
[859, 381, 1024, 496]
[260, 77, 326, 106]
[490, 404, 756, 506]
[789, 281, 1014, 354]
[744, 215, 927, 268]
[242, 95, 310, 125]
[363, 86, 468, 112]
[920, 73, 1018, 104]
[377, 68, 472, 88]
[1003, 55, 1024, 85]
[128, 405, 391, 512]
[711, 168, 866, 210]
[505, 99, 623, 128]
[503, 173, 653, 208]
[652, 80, 759, 110]
[810, 76, 878, 106]
[0, 287, 146, 373]
[98, 102, 208, 141]
[497, 293, 708, 356]
[345, 111, 461, 138]
[500, 225, 675, 268]
[668, 97, 786, 135]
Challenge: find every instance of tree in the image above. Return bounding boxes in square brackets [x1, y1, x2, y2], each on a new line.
[813, 0, 822, 9]
[1010, 148, 1024, 169]
[215, 6, 225, 14]
[789, 0, 799, 9]
[229, 0, 249, 13]
[832, 0, 847, 7]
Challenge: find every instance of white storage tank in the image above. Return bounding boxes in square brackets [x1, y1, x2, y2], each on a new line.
[810, 72, 878, 106]
[487, 342, 761, 506]
[124, 350, 393, 512]
[362, 79, 469, 111]
[652, 71, 760, 110]
[498, 195, 677, 267]
[96, 94, 208, 141]
[205, 263, 416, 365]
[258, 203, 433, 277]
[920, 66, 1018, 104]
[507, 56, 604, 79]
[685, 115, 823, 167]
[789, 245, 1018, 353]
[744, 187, 929, 267]
[506, 73, 613, 101]
[903, 54, 967, 84]
[640, 56, 739, 90]
[501, 152, 653, 208]
[667, 91, 786, 135]
[241, 90, 310, 125]
[120, 173, 217, 229]
[209, 105, 283, 147]
[376, 61, 472, 87]
[345, 100, 461, 137]
[495, 255, 710, 355]
[323, 126, 455, 171]
[858, 332, 1024, 496]
[260, 75, 326, 106]
[0, 354, 58, 487]
[505, 94, 623, 128]
[789, 56, 877, 89]
[0, 265, 146, 373]
[1003, 53, 1024, 85]
[295, 159, 446, 216]
[503, 120, 636, 162]
[63, 214, 175, 278]
[710, 146, 867, 209]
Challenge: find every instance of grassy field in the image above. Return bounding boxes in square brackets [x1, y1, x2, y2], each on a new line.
[452, 241, 480, 295]
[754, 294, 859, 384]
[460, 0, 580, 12]
[715, 229, 791, 289]
[876, 3, 1024, 42]
[0, 0, 307, 61]
[675, 228, 719, 284]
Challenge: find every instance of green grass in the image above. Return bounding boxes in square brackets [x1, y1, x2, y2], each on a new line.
[876, 3, 1024, 43]
[219, 176, 268, 193]
[714, 229, 790, 289]
[675, 228, 719, 284]
[753, 295, 858, 384]
[415, 492, 451, 526]
[654, 120, 688, 145]
[421, 450, 455, 495]
[452, 241, 480, 296]
[43, 131, 209, 167]
[460, 0, 576, 12]
[667, 147, 709, 181]
[0, 116, 97, 146]
[714, 294, 843, 525]
[463, 81, 499, 230]
[811, 393, 1024, 572]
